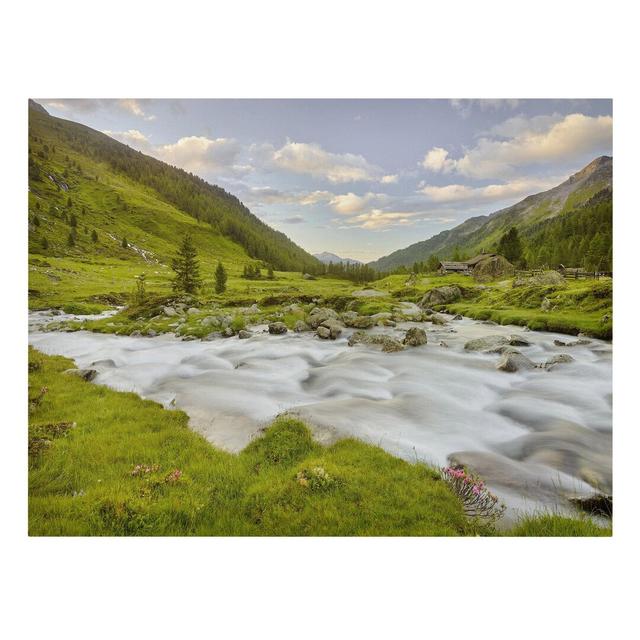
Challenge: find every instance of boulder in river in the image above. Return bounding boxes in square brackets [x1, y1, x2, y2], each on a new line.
[403, 327, 427, 347]
[221, 327, 235, 338]
[268, 321, 288, 335]
[430, 313, 448, 326]
[307, 307, 339, 329]
[320, 319, 343, 339]
[146, 329, 157, 337]
[419, 285, 462, 308]
[464, 335, 510, 351]
[293, 320, 310, 332]
[348, 331, 404, 353]
[344, 314, 376, 329]
[554, 338, 592, 347]
[238, 330, 252, 339]
[542, 353, 574, 370]
[316, 326, 331, 339]
[64, 368, 97, 382]
[509, 334, 531, 347]
[496, 351, 536, 373]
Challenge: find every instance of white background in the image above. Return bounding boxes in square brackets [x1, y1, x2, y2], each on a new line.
[1, 1, 637, 638]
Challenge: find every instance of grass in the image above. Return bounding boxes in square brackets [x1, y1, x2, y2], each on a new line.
[28, 348, 610, 536]
[508, 514, 611, 537]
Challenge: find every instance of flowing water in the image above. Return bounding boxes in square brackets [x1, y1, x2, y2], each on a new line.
[29, 310, 612, 521]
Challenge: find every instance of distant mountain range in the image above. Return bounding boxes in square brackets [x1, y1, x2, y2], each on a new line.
[368, 156, 612, 271]
[313, 252, 362, 265]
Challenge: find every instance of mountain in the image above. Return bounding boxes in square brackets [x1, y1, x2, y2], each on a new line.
[28, 101, 320, 273]
[368, 156, 612, 271]
[313, 252, 362, 265]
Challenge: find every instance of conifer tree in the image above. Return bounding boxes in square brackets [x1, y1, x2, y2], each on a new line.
[122, 237, 128, 249]
[91, 230, 98, 243]
[172, 234, 202, 294]
[214, 261, 227, 294]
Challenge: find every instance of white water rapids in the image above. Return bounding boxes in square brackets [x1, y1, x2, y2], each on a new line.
[29, 310, 612, 520]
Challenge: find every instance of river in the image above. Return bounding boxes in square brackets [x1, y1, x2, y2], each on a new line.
[29, 310, 612, 521]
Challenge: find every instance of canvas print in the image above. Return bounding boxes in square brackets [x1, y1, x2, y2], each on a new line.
[27, 99, 612, 536]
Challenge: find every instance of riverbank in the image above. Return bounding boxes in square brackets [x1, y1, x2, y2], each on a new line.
[28, 348, 609, 536]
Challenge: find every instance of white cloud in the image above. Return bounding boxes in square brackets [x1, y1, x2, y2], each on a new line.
[43, 98, 157, 121]
[381, 174, 399, 184]
[419, 176, 559, 204]
[255, 140, 389, 183]
[450, 99, 521, 118]
[103, 130, 246, 176]
[421, 147, 455, 173]
[422, 113, 612, 179]
[329, 192, 387, 215]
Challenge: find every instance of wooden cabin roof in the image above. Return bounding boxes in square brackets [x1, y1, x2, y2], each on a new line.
[466, 253, 497, 266]
[439, 261, 470, 270]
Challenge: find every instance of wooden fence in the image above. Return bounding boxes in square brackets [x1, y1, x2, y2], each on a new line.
[515, 269, 612, 280]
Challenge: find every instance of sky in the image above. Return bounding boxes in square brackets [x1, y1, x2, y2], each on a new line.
[39, 99, 612, 262]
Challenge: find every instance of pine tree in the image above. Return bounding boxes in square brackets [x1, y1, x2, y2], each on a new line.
[122, 237, 128, 249]
[70, 213, 78, 227]
[42, 237, 49, 250]
[91, 230, 98, 243]
[214, 261, 227, 294]
[497, 227, 523, 266]
[172, 234, 202, 294]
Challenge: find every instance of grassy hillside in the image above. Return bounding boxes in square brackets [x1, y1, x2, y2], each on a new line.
[28, 103, 321, 309]
[369, 156, 612, 271]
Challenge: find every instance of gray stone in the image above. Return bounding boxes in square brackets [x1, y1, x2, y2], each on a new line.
[130, 330, 142, 337]
[307, 307, 339, 329]
[403, 327, 428, 347]
[221, 327, 235, 338]
[146, 329, 157, 337]
[316, 326, 331, 339]
[187, 307, 200, 315]
[238, 330, 252, 339]
[509, 334, 531, 347]
[348, 331, 404, 353]
[464, 335, 509, 351]
[496, 351, 536, 373]
[268, 321, 288, 335]
[163, 306, 178, 317]
[542, 353, 575, 370]
[320, 319, 343, 339]
[293, 320, 311, 332]
[64, 368, 98, 382]
[419, 285, 462, 308]
[553, 338, 592, 347]
[430, 313, 447, 326]
[452, 314, 463, 320]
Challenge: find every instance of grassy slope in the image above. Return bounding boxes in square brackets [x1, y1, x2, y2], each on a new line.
[28, 115, 256, 309]
[28, 349, 610, 536]
[28, 349, 474, 536]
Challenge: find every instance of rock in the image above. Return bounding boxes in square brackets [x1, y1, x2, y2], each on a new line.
[130, 330, 142, 337]
[430, 313, 447, 326]
[238, 330, 252, 339]
[464, 335, 509, 351]
[221, 327, 235, 338]
[293, 320, 310, 332]
[419, 285, 462, 308]
[201, 316, 219, 327]
[513, 270, 566, 288]
[542, 353, 575, 370]
[553, 338, 592, 347]
[268, 322, 288, 335]
[484, 345, 522, 355]
[302, 273, 317, 280]
[452, 314, 463, 320]
[345, 315, 376, 329]
[496, 351, 536, 373]
[64, 368, 97, 382]
[247, 304, 260, 314]
[320, 319, 343, 339]
[90, 359, 116, 367]
[307, 307, 339, 329]
[182, 335, 197, 341]
[202, 332, 218, 341]
[348, 331, 404, 353]
[316, 326, 331, 339]
[439, 341, 449, 348]
[480, 320, 498, 325]
[146, 329, 157, 337]
[403, 327, 427, 346]
[163, 306, 178, 317]
[341, 310, 359, 323]
[569, 494, 612, 517]
[540, 297, 552, 312]
[370, 312, 395, 326]
[509, 334, 531, 347]
[187, 307, 199, 315]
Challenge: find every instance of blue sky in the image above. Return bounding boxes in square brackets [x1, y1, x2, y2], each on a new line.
[40, 99, 612, 261]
